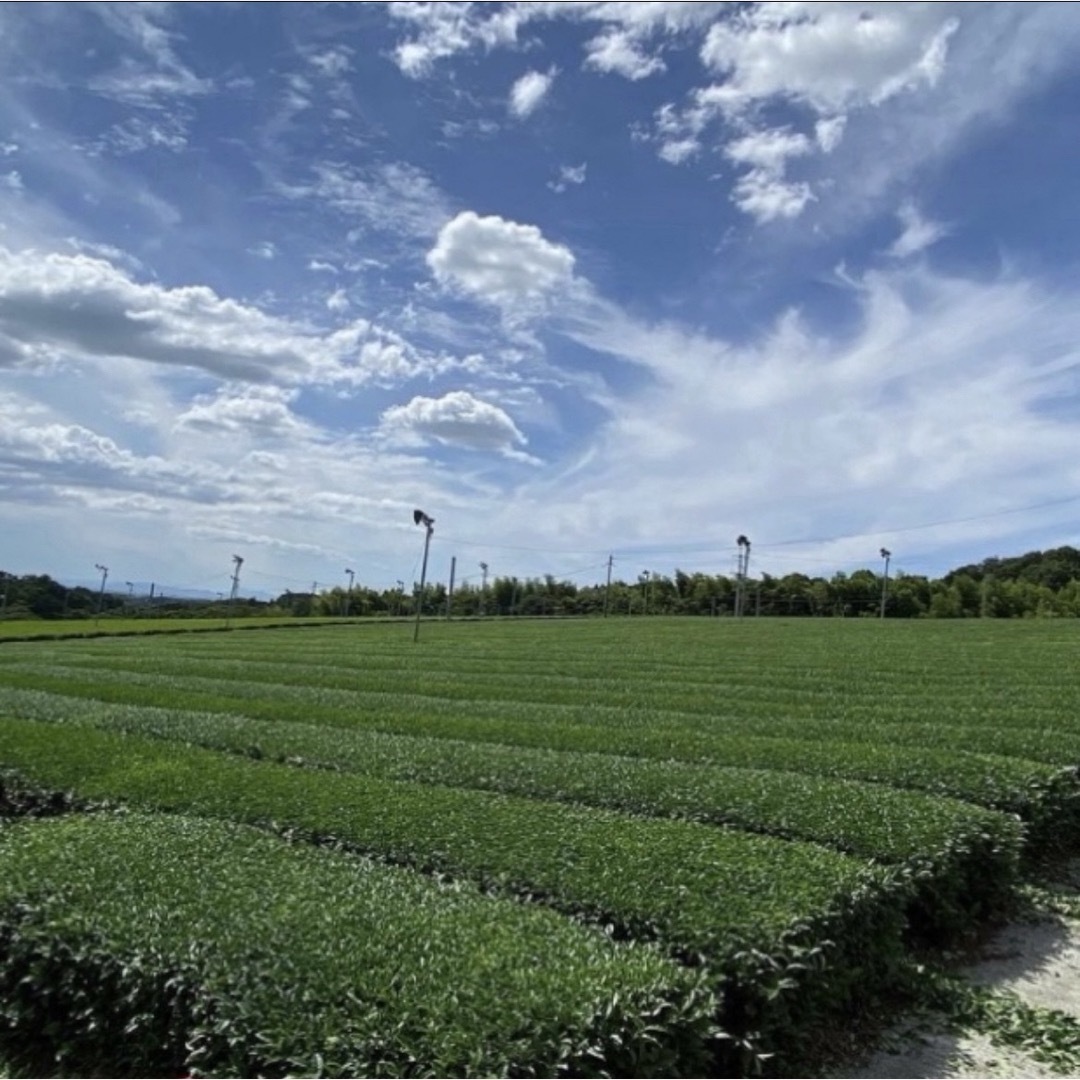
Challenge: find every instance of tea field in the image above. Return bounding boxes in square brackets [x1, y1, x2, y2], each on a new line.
[0, 617, 1078, 1077]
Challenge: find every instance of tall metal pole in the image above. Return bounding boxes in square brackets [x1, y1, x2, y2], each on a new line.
[641, 571, 650, 616]
[879, 548, 891, 619]
[226, 555, 243, 628]
[94, 563, 108, 624]
[603, 554, 613, 617]
[412, 510, 434, 643]
[479, 562, 488, 616]
[446, 556, 456, 620]
[0, 572, 7, 619]
[735, 536, 751, 618]
[344, 568, 355, 617]
[396, 580, 405, 618]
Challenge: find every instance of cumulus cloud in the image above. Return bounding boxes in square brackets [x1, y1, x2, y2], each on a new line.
[889, 200, 949, 258]
[427, 212, 576, 310]
[0, 408, 228, 504]
[0, 246, 455, 387]
[174, 386, 308, 438]
[509, 68, 556, 119]
[646, 4, 962, 221]
[583, 29, 665, 80]
[699, 4, 959, 115]
[724, 128, 816, 223]
[379, 390, 535, 460]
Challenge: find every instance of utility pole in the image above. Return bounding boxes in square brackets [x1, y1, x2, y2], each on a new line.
[0, 572, 7, 619]
[94, 563, 108, 624]
[344, 568, 355, 617]
[396, 580, 405, 618]
[412, 509, 434, 643]
[641, 571, 650, 616]
[879, 548, 891, 619]
[603, 554, 613, 617]
[226, 555, 243, 628]
[755, 583, 762, 617]
[479, 562, 488, 616]
[446, 556, 456, 620]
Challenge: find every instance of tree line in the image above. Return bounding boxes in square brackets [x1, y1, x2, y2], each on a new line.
[4, 546, 1079, 621]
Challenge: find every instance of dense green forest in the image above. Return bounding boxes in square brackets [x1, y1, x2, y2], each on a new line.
[3, 546, 1079, 621]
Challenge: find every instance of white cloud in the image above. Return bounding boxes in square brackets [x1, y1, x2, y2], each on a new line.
[699, 4, 959, 115]
[815, 115, 847, 153]
[379, 390, 534, 460]
[1, 171, 22, 192]
[0, 246, 453, 387]
[282, 161, 450, 241]
[509, 68, 556, 119]
[725, 129, 815, 223]
[725, 129, 813, 171]
[731, 173, 815, 223]
[427, 211, 576, 311]
[326, 288, 349, 312]
[388, 2, 721, 80]
[547, 162, 587, 194]
[89, 4, 213, 108]
[307, 46, 353, 79]
[583, 29, 665, 80]
[97, 114, 189, 155]
[537, 265, 1080, 566]
[174, 386, 308, 438]
[889, 200, 949, 258]
[647, 5, 963, 222]
[248, 241, 277, 260]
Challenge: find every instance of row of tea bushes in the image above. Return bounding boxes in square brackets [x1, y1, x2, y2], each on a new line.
[0, 812, 718, 1078]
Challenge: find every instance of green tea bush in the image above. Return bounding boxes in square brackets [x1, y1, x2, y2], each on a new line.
[0, 813, 718, 1078]
[0, 719, 911, 1071]
[0, 685, 1023, 872]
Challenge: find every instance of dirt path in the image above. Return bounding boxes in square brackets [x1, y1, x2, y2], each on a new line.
[830, 875, 1080, 1079]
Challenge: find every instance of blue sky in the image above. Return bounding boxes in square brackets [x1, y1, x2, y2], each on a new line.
[1, 2, 1079, 598]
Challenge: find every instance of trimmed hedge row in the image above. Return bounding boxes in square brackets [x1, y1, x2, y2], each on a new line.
[0, 672, 1071, 832]
[18, 641, 1080, 733]
[0, 686, 1023, 869]
[0, 718, 911, 1070]
[0, 813, 718, 1078]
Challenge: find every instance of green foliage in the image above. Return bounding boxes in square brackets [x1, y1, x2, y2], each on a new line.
[0, 684, 1023, 869]
[2, 646, 1075, 825]
[0, 719, 916, 1072]
[0, 813, 718, 1078]
[2, 618, 1079, 1074]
